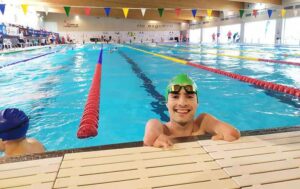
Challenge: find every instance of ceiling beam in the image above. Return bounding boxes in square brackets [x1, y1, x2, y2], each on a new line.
[228, 0, 282, 5]
[15, 0, 243, 10]
[37, 7, 219, 22]
[6, 0, 234, 22]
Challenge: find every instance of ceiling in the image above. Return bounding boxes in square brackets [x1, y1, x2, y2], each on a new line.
[8, 0, 283, 22]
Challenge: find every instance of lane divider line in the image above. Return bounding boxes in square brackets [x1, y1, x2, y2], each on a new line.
[0, 51, 57, 70]
[160, 44, 300, 58]
[126, 45, 300, 98]
[128, 46, 187, 64]
[77, 48, 103, 139]
[0, 46, 48, 55]
[158, 45, 300, 66]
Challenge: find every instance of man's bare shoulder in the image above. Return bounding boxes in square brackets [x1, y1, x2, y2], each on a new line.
[146, 119, 164, 127]
[26, 138, 45, 153]
[195, 113, 216, 124]
[147, 119, 171, 135]
[0, 140, 4, 151]
[192, 113, 212, 135]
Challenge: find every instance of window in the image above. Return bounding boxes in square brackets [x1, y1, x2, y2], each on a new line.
[189, 28, 201, 43]
[202, 27, 217, 43]
[219, 24, 241, 43]
[0, 4, 41, 29]
[244, 20, 276, 44]
[282, 17, 300, 45]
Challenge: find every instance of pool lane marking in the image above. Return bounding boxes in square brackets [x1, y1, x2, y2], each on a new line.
[0, 51, 57, 70]
[158, 45, 300, 67]
[119, 51, 169, 122]
[125, 45, 300, 98]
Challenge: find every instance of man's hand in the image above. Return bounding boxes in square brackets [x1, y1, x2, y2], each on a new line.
[153, 134, 173, 148]
[197, 113, 240, 142]
[211, 126, 240, 142]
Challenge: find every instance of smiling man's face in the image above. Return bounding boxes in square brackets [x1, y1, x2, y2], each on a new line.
[166, 88, 198, 126]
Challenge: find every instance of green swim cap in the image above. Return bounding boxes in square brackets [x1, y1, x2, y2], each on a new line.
[165, 74, 198, 102]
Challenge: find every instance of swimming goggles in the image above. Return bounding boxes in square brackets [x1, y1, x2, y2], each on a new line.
[169, 85, 196, 94]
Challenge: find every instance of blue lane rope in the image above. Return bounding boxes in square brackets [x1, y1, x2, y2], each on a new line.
[0, 51, 58, 70]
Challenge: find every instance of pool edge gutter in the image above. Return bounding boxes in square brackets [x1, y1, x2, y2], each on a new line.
[1, 125, 300, 164]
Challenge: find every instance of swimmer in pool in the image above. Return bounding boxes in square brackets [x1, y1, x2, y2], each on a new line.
[144, 74, 240, 148]
[0, 108, 45, 157]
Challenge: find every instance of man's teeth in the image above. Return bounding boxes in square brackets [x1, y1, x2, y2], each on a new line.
[176, 109, 189, 113]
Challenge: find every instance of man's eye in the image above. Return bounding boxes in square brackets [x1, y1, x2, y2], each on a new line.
[187, 94, 195, 98]
[171, 95, 179, 99]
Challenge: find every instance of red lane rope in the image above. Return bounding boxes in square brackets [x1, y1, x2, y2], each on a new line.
[257, 58, 300, 67]
[187, 62, 300, 98]
[160, 44, 300, 66]
[77, 48, 103, 138]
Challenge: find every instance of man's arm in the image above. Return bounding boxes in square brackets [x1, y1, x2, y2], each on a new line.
[28, 138, 46, 153]
[197, 113, 240, 141]
[0, 140, 5, 152]
[143, 119, 173, 148]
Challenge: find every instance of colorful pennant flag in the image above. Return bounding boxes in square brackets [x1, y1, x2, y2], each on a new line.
[85, 8, 91, 16]
[253, 9, 258, 17]
[281, 9, 286, 17]
[104, 7, 111, 16]
[0, 4, 5, 15]
[207, 9, 212, 17]
[158, 8, 164, 17]
[175, 8, 181, 17]
[21, 4, 28, 15]
[267, 9, 273, 18]
[192, 9, 197, 18]
[239, 9, 244, 18]
[44, 6, 49, 15]
[64, 6, 71, 17]
[141, 8, 146, 17]
[123, 8, 129, 18]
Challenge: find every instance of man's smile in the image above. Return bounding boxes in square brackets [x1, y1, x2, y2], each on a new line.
[174, 108, 191, 114]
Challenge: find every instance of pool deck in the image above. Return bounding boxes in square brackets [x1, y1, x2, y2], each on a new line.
[1, 129, 300, 189]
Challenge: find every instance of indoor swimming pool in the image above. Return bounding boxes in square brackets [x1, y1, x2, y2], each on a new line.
[0, 44, 299, 152]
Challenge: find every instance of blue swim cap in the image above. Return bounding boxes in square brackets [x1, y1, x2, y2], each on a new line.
[0, 108, 29, 141]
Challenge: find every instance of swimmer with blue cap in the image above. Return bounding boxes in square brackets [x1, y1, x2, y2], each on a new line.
[144, 74, 240, 148]
[0, 108, 45, 157]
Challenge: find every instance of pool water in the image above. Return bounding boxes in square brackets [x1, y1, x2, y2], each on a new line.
[0, 43, 299, 152]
